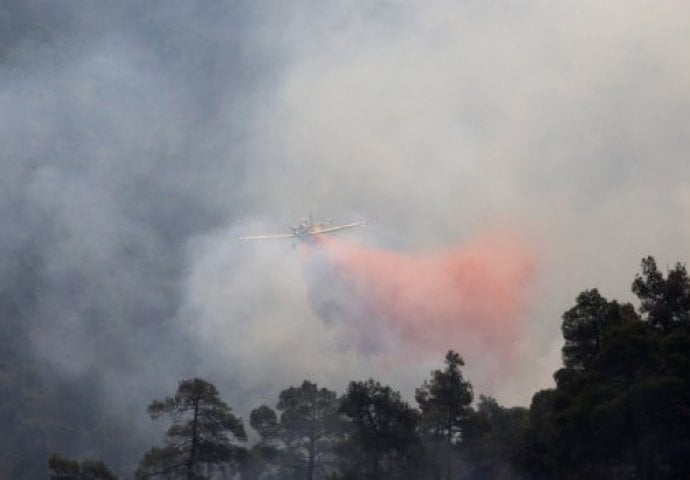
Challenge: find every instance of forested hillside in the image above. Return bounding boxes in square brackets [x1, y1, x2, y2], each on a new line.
[3, 256, 689, 478]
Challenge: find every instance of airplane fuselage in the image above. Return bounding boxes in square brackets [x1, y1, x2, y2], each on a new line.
[239, 215, 365, 243]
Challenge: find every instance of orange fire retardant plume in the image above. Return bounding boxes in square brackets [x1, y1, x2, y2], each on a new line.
[302, 233, 536, 367]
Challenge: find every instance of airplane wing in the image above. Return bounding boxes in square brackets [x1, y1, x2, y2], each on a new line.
[311, 221, 367, 235]
[239, 233, 295, 241]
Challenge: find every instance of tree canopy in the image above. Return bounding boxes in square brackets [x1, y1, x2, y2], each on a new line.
[527, 257, 690, 478]
[339, 379, 421, 479]
[415, 350, 473, 480]
[246, 381, 342, 480]
[632, 256, 690, 332]
[136, 378, 247, 480]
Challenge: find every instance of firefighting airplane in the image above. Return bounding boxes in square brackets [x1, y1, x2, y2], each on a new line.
[239, 213, 366, 243]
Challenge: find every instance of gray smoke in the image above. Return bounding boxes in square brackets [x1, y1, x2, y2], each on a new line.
[3, 0, 690, 472]
[1, 0, 270, 468]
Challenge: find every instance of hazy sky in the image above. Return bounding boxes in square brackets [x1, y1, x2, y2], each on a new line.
[3, 0, 690, 460]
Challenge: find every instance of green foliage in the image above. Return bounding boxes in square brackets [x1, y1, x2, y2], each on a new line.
[48, 453, 118, 480]
[462, 396, 530, 479]
[560, 289, 636, 373]
[528, 256, 690, 479]
[339, 379, 421, 479]
[49, 454, 80, 480]
[415, 350, 473, 480]
[276, 381, 343, 480]
[247, 381, 343, 480]
[245, 404, 283, 478]
[416, 351, 473, 441]
[522, 389, 557, 478]
[136, 378, 247, 480]
[250, 404, 280, 442]
[632, 256, 690, 332]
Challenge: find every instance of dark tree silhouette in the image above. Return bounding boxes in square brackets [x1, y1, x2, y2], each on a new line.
[247, 381, 343, 480]
[632, 256, 690, 333]
[136, 378, 246, 480]
[276, 380, 343, 480]
[250, 405, 280, 443]
[245, 405, 282, 479]
[462, 396, 530, 480]
[527, 257, 690, 479]
[339, 379, 420, 479]
[48, 453, 118, 480]
[560, 289, 636, 373]
[415, 350, 473, 480]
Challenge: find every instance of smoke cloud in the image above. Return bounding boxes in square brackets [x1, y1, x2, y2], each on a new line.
[3, 0, 690, 471]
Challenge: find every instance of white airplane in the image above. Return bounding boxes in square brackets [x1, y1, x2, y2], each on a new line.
[240, 213, 366, 243]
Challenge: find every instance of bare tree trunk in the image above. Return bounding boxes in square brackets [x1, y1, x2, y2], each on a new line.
[187, 394, 200, 480]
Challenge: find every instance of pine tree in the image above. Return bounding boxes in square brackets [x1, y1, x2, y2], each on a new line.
[340, 379, 421, 479]
[632, 256, 690, 333]
[136, 378, 246, 480]
[415, 351, 473, 480]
